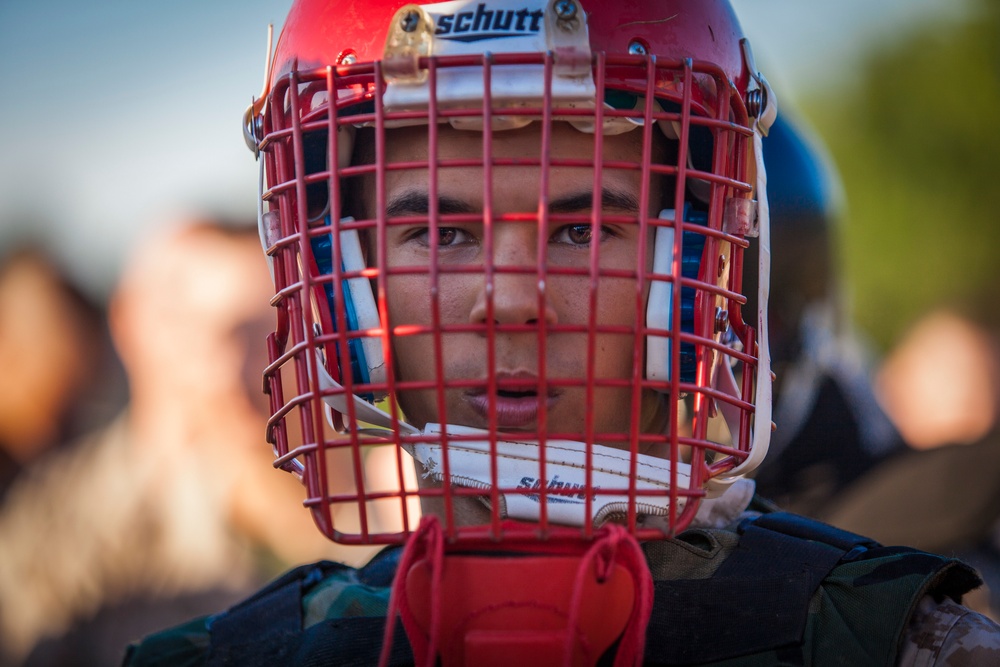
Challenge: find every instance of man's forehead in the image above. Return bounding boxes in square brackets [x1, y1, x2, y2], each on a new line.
[378, 121, 646, 158]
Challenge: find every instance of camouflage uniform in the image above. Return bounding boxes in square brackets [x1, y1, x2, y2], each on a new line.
[900, 596, 1000, 665]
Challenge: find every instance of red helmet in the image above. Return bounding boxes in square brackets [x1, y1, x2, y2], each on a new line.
[245, 0, 776, 547]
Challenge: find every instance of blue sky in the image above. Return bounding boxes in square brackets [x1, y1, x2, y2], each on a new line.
[0, 0, 972, 298]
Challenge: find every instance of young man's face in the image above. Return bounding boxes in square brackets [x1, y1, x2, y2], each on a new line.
[360, 122, 667, 451]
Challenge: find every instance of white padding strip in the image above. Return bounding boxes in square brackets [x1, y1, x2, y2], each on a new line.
[406, 423, 690, 527]
[706, 125, 773, 493]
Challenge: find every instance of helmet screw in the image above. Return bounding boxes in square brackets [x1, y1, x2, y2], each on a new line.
[400, 9, 420, 32]
[714, 308, 729, 333]
[628, 40, 648, 56]
[746, 88, 763, 118]
[554, 0, 577, 20]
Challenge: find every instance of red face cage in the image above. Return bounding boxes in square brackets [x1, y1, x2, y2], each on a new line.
[249, 8, 773, 548]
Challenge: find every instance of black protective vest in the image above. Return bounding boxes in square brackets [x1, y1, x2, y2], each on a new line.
[204, 511, 981, 666]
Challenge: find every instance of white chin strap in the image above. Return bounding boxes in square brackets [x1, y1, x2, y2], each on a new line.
[313, 360, 754, 529]
[313, 361, 691, 528]
[407, 424, 691, 528]
[314, 356, 693, 528]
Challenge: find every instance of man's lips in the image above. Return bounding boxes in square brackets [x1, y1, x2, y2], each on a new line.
[463, 378, 560, 430]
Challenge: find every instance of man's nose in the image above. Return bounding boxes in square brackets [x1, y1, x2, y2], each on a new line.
[468, 226, 558, 327]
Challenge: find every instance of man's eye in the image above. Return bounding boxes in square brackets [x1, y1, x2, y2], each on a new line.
[436, 227, 469, 246]
[410, 227, 469, 247]
[552, 224, 599, 246]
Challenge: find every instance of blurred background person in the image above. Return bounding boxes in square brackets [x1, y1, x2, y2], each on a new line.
[822, 309, 1000, 621]
[745, 111, 1000, 623]
[745, 112, 907, 516]
[758, 0, 1000, 620]
[875, 310, 999, 453]
[0, 218, 348, 667]
[0, 247, 124, 500]
[744, 114, 1000, 619]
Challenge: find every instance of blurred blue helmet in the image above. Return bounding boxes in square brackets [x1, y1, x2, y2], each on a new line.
[764, 112, 841, 233]
[745, 111, 843, 368]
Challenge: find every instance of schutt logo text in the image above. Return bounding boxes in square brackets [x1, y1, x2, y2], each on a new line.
[435, 4, 545, 42]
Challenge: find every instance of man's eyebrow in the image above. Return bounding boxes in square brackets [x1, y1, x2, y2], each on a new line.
[384, 187, 639, 217]
[548, 188, 640, 214]
[385, 191, 476, 217]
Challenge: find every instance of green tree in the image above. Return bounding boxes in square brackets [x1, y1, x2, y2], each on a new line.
[806, 0, 1000, 348]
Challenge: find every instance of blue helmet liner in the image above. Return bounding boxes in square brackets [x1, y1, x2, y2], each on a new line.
[678, 210, 708, 384]
[310, 231, 376, 403]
